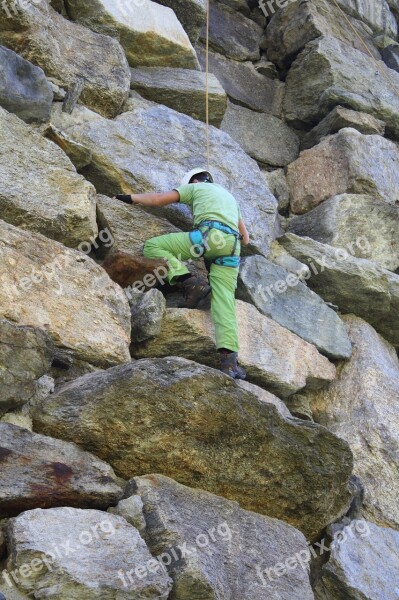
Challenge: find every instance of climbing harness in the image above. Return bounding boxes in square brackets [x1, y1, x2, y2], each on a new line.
[189, 220, 242, 267]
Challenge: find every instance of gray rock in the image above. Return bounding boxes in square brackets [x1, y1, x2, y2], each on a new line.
[373, 33, 399, 48]
[125, 474, 315, 599]
[221, 101, 300, 167]
[197, 46, 285, 115]
[6, 507, 173, 598]
[236, 379, 293, 418]
[381, 43, 399, 71]
[287, 129, 399, 214]
[63, 103, 279, 257]
[300, 316, 399, 530]
[0, 46, 53, 123]
[42, 123, 93, 170]
[0, 320, 54, 417]
[108, 495, 146, 537]
[262, 169, 290, 213]
[301, 105, 386, 150]
[279, 233, 399, 349]
[287, 194, 399, 272]
[32, 357, 353, 540]
[253, 57, 280, 79]
[130, 67, 227, 126]
[284, 36, 399, 139]
[335, 0, 397, 36]
[129, 288, 166, 343]
[314, 521, 399, 599]
[0, 106, 98, 248]
[237, 255, 353, 359]
[64, 0, 199, 69]
[199, 0, 263, 61]
[0, 1, 130, 118]
[218, 0, 251, 16]
[0, 423, 123, 517]
[135, 0, 206, 43]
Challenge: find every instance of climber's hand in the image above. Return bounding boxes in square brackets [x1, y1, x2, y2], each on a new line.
[113, 194, 133, 204]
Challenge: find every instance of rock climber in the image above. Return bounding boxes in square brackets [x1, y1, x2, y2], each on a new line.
[114, 168, 249, 380]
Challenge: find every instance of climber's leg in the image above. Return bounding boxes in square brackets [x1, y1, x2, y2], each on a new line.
[208, 262, 239, 352]
[143, 232, 195, 284]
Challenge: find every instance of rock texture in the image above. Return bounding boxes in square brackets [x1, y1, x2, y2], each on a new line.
[0, 423, 122, 516]
[0, 0, 130, 118]
[0, 107, 97, 248]
[43, 124, 93, 170]
[32, 357, 353, 540]
[221, 101, 299, 167]
[102, 252, 168, 290]
[287, 129, 399, 214]
[64, 0, 199, 69]
[0, 220, 131, 366]
[288, 194, 399, 272]
[126, 474, 315, 599]
[130, 67, 227, 126]
[335, 0, 397, 36]
[155, 0, 206, 43]
[237, 255, 352, 359]
[284, 36, 399, 139]
[129, 288, 166, 343]
[133, 301, 337, 396]
[315, 521, 399, 599]
[6, 508, 173, 598]
[0, 320, 54, 417]
[302, 316, 399, 530]
[382, 43, 399, 71]
[0, 46, 53, 123]
[63, 103, 279, 257]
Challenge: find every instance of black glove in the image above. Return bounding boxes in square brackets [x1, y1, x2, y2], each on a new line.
[115, 194, 133, 204]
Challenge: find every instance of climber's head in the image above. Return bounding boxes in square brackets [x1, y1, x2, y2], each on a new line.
[181, 168, 214, 186]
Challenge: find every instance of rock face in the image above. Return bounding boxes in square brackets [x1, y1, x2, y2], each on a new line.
[0, 107, 97, 248]
[0, 220, 131, 367]
[301, 106, 386, 150]
[382, 43, 399, 71]
[262, 169, 290, 214]
[279, 234, 399, 349]
[221, 101, 299, 167]
[32, 357, 353, 540]
[200, 0, 263, 61]
[0, 46, 53, 123]
[43, 124, 93, 170]
[197, 46, 284, 115]
[130, 67, 227, 126]
[302, 316, 399, 530]
[129, 288, 166, 343]
[284, 36, 399, 139]
[0, 423, 123, 516]
[264, 0, 380, 68]
[63, 103, 279, 257]
[126, 474, 315, 599]
[237, 255, 352, 359]
[0, 320, 54, 416]
[102, 252, 168, 290]
[315, 521, 399, 600]
[335, 0, 397, 36]
[0, 1, 130, 118]
[64, 0, 199, 69]
[287, 129, 399, 214]
[6, 508, 173, 598]
[133, 301, 337, 397]
[155, 0, 206, 43]
[288, 194, 399, 272]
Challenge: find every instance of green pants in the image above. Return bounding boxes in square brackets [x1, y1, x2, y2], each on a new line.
[143, 228, 240, 352]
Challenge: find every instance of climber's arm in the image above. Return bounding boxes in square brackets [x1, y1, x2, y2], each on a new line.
[238, 219, 250, 246]
[114, 191, 179, 207]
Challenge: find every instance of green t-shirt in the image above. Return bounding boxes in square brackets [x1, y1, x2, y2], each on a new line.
[175, 183, 242, 231]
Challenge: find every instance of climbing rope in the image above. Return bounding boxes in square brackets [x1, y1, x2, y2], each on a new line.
[205, 0, 210, 170]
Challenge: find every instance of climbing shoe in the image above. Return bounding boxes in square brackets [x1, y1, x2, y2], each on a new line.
[177, 275, 211, 309]
[219, 351, 247, 380]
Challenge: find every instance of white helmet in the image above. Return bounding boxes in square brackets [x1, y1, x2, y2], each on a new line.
[180, 167, 214, 186]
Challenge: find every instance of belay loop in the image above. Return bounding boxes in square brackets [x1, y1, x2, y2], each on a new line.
[189, 220, 242, 268]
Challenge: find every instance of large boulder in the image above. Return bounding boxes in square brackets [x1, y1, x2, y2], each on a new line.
[264, 0, 380, 68]
[288, 194, 399, 272]
[284, 36, 399, 139]
[133, 302, 337, 397]
[237, 255, 352, 359]
[62, 103, 279, 257]
[279, 234, 399, 349]
[197, 46, 285, 115]
[199, 0, 263, 61]
[64, 0, 199, 69]
[154, 0, 206, 43]
[300, 316, 399, 530]
[221, 101, 299, 167]
[5, 508, 172, 598]
[0, 423, 123, 516]
[0, 1, 130, 118]
[287, 129, 399, 214]
[315, 521, 399, 599]
[0, 46, 52, 123]
[0, 220, 131, 367]
[125, 474, 315, 599]
[0, 320, 54, 417]
[32, 357, 353, 540]
[130, 67, 227, 126]
[0, 107, 97, 248]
